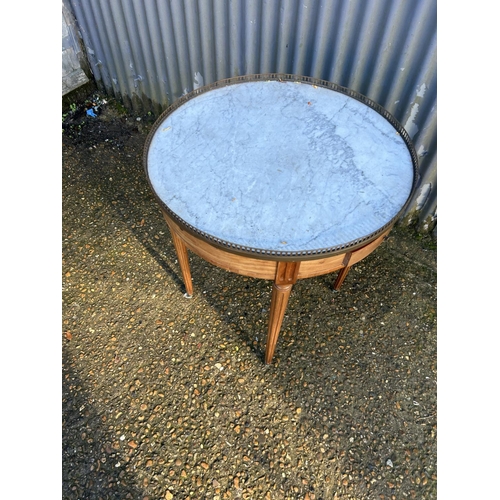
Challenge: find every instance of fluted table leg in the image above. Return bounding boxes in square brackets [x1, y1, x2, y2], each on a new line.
[333, 265, 351, 290]
[166, 223, 194, 298]
[333, 251, 352, 291]
[265, 261, 300, 364]
[265, 283, 294, 363]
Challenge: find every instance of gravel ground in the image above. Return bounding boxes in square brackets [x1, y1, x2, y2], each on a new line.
[62, 95, 437, 500]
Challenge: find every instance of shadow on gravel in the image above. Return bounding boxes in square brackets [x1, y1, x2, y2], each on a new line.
[62, 348, 146, 499]
[63, 116, 187, 294]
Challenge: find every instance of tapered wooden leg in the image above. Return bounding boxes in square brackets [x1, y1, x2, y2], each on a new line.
[265, 261, 300, 364]
[333, 251, 352, 291]
[265, 283, 293, 363]
[333, 265, 351, 290]
[169, 229, 193, 297]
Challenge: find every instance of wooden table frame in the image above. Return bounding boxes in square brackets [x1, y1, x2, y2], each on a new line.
[162, 208, 392, 364]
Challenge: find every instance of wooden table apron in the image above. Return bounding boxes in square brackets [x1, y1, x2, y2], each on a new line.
[144, 74, 417, 364]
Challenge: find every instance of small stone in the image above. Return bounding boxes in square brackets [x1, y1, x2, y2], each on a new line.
[165, 492, 173, 500]
[128, 441, 138, 449]
[201, 462, 209, 470]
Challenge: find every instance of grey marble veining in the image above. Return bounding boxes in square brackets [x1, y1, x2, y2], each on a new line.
[147, 81, 414, 253]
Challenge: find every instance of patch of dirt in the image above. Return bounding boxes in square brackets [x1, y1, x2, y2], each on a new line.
[62, 92, 155, 150]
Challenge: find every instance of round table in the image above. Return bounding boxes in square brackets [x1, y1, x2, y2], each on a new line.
[144, 74, 417, 364]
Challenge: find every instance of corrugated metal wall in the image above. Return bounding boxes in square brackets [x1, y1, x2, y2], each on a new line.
[68, 0, 436, 232]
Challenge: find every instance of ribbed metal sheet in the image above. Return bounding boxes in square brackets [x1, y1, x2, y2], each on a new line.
[68, 0, 436, 231]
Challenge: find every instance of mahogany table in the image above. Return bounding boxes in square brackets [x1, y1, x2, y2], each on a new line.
[144, 74, 417, 364]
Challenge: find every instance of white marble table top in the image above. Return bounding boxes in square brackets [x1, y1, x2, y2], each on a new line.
[146, 78, 414, 256]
